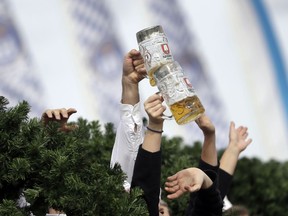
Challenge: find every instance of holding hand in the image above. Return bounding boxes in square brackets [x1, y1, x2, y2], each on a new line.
[142, 93, 166, 153]
[195, 114, 215, 136]
[144, 93, 166, 126]
[165, 168, 213, 199]
[122, 49, 147, 85]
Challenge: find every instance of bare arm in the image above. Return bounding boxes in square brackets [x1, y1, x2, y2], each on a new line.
[131, 93, 166, 215]
[142, 93, 165, 152]
[195, 114, 217, 166]
[220, 121, 252, 175]
[121, 49, 146, 105]
[110, 49, 147, 187]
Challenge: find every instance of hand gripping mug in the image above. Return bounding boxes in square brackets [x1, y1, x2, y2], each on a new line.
[136, 25, 174, 86]
[153, 61, 205, 125]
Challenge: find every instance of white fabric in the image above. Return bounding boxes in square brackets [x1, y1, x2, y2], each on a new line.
[110, 102, 145, 188]
[223, 196, 233, 211]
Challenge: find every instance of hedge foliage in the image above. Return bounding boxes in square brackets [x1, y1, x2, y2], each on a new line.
[1, 96, 288, 216]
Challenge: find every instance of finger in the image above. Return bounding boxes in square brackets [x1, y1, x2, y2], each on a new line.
[136, 67, 148, 78]
[154, 106, 167, 118]
[67, 108, 77, 117]
[133, 59, 144, 67]
[164, 186, 179, 194]
[229, 121, 235, 132]
[236, 126, 243, 133]
[167, 174, 178, 182]
[52, 110, 61, 120]
[43, 109, 53, 119]
[144, 94, 163, 109]
[246, 138, 253, 145]
[165, 182, 179, 191]
[239, 126, 248, 135]
[60, 108, 69, 118]
[167, 190, 184, 199]
[165, 179, 178, 187]
[128, 49, 141, 58]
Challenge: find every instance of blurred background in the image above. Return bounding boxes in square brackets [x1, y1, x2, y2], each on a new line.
[1, 0, 287, 161]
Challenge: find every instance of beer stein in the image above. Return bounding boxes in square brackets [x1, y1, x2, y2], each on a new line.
[136, 25, 174, 86]
[153, 61, 205, 125]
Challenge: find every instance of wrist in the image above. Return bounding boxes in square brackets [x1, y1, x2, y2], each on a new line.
[226, 145, 241, 156]
[122, 76, 139, 86]
[121, 80, 139, 105]
[146, 126, 163, 134]
[203, 132, 215, 141]
[202, 129, 215, 137]
[202, 174, 213, 189]
[147, 122, 163, 132]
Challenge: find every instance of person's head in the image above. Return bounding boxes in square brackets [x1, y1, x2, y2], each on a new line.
[158, 199, 172, 216]
[223, 204, 250, 216]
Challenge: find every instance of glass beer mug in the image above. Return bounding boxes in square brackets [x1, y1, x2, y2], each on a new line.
[153, 61, 205, 125]
[136, 25, 205, 124]
[136, 25, 173, 86]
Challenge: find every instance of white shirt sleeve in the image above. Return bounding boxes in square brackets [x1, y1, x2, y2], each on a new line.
[110, 102, 145, 188]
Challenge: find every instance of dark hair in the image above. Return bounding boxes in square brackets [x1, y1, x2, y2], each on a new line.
[159, 199, 173, 216]
[223, 205, 249, 216]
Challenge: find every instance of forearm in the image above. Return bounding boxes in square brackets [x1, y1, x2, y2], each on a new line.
[201, 133, 217, 166]
[142, 121, 163, 153]
[121, 78, 139, 105]
[219, 147, 240, 175]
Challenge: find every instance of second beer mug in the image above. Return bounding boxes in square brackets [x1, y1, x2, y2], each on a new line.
[154, 61, 205, 125]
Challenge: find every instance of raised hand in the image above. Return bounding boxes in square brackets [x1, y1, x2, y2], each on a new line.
[228, 121, 252, 154]
[195, 114, 215, 136]
[144, 93, 166, 126]
[41, 108, 77, 132]
[122, 49, 147, 85]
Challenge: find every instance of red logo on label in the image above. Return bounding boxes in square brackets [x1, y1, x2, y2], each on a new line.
[161, 44, 170, 54]
[184, 78, 193, 88]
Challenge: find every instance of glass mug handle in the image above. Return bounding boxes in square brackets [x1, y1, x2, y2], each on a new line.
[156, 92, 173, 120]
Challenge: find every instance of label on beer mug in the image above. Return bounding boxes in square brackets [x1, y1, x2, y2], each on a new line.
[138, 33, 173, 86]
[157, 73, 205, 125]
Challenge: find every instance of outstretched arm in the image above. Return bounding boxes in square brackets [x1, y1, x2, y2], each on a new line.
[218, 121, 252, 200]
[41, 108, 76, 216]
[121, 49, 146, 105]
[110, 49, 147, 188]
[195, 114, 217, 167]
[131, 93, 165, 216]
[220, 121, 252, 175]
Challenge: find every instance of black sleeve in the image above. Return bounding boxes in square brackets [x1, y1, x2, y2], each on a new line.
[186, 170, 223, 216]
[199, 159, 233, 200]
[218, 168, 233, 199]
[198, 158, 219, 173]
[131, 145, 161, 216]
[185, 158, 220, 214]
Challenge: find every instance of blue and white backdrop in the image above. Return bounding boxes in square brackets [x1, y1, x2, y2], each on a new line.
[1, 0, 288, 161]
